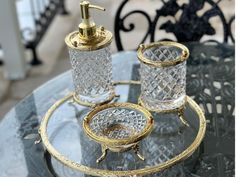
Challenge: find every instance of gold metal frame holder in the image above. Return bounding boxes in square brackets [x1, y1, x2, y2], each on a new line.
[71, 91, 116, 107]
[138, 96, 189, 127]
[71, 79, 140, 107]
[83, 102, 154, 163]
[137, 41, 189, 68]
[39, 92, 206, 177]
[138, 96, 187, 113]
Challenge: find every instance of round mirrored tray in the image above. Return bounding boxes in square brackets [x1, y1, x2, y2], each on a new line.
[39, 82, 206, 177]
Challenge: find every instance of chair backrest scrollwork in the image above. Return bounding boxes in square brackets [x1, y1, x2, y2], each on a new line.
[114, 0, 235, 51]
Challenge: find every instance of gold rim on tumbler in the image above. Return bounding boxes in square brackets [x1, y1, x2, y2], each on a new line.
[137, 41, 189, 67]
[39, 91, 206, 177]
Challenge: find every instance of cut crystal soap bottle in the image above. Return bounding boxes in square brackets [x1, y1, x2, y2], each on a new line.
[65, 0, 114, 106]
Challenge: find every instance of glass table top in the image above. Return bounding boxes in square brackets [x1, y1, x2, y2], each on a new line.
[0, 43, 234, 177]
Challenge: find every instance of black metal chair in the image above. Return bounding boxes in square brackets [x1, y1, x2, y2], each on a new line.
[114, 0, 235, 51]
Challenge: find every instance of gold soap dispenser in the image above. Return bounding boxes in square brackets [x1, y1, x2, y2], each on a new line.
[65, 0, 115, 107]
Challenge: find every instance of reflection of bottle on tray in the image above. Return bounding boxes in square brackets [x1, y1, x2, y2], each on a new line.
[48, 107, 85, 177]
[141, 111, 199, 177]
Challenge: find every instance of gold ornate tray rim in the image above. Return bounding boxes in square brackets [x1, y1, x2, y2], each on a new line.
[39, 83, 206, 177]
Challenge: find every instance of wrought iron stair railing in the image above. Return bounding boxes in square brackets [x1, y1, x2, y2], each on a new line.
[21, 0, 68, 65]
[0, 0, 68, 66]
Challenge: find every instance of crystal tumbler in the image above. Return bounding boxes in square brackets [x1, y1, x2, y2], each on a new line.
[68, 46, 114, 106]
[138, 41, 189, 112]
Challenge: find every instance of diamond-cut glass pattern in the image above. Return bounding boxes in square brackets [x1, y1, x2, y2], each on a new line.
[68, 46, 114, 104]
[89, 108, 147, 140]
[140, 46, 186, 110]
[143, 46, 182, 62]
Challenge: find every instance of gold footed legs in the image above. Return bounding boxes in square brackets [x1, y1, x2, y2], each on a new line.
[96, 145, 108, 163]
[96, 144, 145, 163]
[178, 108, 190, 127]
[133, 144, 145, 161]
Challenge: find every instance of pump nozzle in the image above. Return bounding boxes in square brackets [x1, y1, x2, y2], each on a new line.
[79, 1, 106, 40]
[65, 0, 112, 50]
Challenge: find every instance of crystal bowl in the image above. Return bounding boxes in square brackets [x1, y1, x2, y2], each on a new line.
[83, 102, 154, 162]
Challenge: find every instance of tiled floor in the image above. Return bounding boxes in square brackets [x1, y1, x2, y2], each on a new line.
[0, 0, 234, 120]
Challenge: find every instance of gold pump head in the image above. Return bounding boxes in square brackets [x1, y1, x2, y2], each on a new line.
[65, 0, 113, 51]
[79, 1, 105, 40]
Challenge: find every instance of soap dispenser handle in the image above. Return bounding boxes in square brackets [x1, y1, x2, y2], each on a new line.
[80, 1, 105, 20]
[89, 4, 105, 12]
